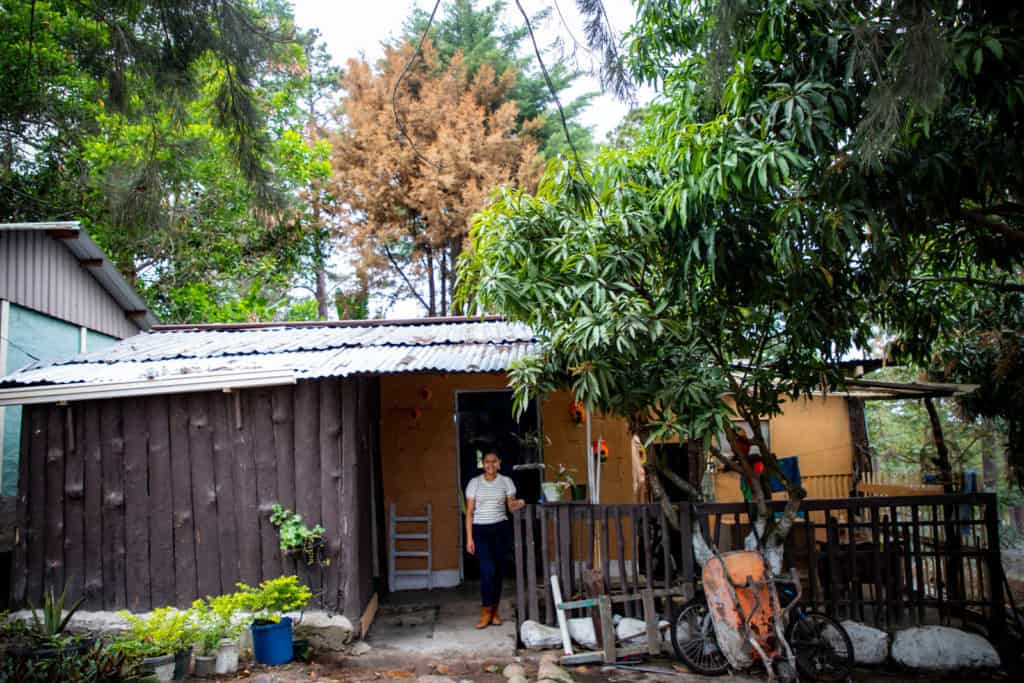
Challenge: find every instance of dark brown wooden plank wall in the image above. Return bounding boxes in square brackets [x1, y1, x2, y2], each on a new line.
[100, 401, 126, 609]
[293, 380, 322, 603]
[188, 393, 221, 598]
[26, 406, 47, 603]
[211, 394, 239, 595]
[123, 403, 151, 611]
[64, 404, 86, 604]
[319, 378, 343, 609]
[146, 396, 175, 607]
[11, 378, 380, 623]
[231, 392, 261, 587]
[44, 406, 65, 596]
[81, 404, 104, 608]
[169, 395, 198, 607]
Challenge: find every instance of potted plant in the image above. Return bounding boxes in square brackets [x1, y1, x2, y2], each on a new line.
[236, 575, 312, 666]
[8, 585, 93, 662]
[189, 602, 220, 678]
[269, 504, 330, 566]
[116, 608, 195, 682]
[191, 593, 244, 675]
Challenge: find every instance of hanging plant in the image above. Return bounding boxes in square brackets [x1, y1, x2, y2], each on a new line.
[269, 504, 329, 566]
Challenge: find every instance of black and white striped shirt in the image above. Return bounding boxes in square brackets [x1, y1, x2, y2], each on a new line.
[466, 474, 516, 524]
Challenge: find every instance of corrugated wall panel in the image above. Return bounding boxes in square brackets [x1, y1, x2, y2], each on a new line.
[0, 231, 137, 339]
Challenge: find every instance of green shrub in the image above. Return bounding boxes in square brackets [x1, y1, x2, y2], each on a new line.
[115, 607, 195, 658]
[235, 575, 312, 623]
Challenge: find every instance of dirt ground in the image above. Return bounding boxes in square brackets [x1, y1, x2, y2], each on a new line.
[186, 652, 1009, 683]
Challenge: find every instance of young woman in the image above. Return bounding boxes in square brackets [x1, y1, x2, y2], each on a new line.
[465, 450, 525, 628]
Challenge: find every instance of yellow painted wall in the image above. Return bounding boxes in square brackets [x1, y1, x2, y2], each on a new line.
[380, 374, 853, 574]
[379, 375, 639, 574]
[713, 395, 854, 502]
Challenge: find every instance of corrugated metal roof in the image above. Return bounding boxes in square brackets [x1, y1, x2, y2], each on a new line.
[0, 318, 538, 387]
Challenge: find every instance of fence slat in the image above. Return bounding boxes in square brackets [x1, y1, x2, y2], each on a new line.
[513, 509, 526, 626]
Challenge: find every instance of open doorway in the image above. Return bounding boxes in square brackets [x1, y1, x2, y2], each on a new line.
[456, 390, 540, 580]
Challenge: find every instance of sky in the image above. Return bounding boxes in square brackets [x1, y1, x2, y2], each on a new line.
[287, 0, 650, 317]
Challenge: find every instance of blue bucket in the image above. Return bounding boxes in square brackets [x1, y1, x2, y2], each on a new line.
[251, 616, 293, 666]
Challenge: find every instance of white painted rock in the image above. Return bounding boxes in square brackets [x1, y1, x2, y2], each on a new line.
[293, 611, 355, 652]
[615, 617, 647, 644]
[502, 663, 525, 679]
[537, 660, 573, 683]
[568, 618, 598, 649]
[841, 620, 888, 665]
[891, 626, 1000, 670]
[520, 620, 563, 650]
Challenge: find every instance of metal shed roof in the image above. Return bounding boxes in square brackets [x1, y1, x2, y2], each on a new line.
[0, 318, 537, 400]
[0, 221, 157, 330]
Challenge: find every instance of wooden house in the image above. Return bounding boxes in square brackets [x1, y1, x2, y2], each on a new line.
[0, 317, 870, 626]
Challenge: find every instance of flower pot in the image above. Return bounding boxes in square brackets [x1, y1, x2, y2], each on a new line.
[139, 653, 175, 682]
[293, 637, 311, 662]
[571, 484, 588, 501]
[194, 655, 216, 678]
[251, 616, 293, 666]
[215, 638, 240, 674]
[172, 648, 191, 680]
[541, 482, 564, 502]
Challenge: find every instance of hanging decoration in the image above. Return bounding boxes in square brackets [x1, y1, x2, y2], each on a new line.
[593, 438, 609, 463]
[569, 400, 587, 424]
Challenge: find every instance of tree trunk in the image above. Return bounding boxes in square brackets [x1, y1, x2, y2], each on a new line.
[426, 247, 436, 317]
[924, 397, 953, 493]
[982, 419, 997, 492]
[439, 248, 447, 316]
[847, 398, 871, 495]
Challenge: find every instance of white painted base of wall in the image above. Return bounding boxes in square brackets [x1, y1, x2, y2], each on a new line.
[389, 569, 461, 592]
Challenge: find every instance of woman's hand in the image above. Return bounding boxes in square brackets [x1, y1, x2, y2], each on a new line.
[467, 538, 475, 555]
[508, 497, 526, 512]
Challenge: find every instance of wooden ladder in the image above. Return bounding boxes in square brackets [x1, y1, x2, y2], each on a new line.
[389, 503, 433, 591]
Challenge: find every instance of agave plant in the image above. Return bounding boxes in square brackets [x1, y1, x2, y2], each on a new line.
[29, 585, 85, 640]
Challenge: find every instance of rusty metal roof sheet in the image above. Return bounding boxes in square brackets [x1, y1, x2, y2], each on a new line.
[0, 318, 538, 387]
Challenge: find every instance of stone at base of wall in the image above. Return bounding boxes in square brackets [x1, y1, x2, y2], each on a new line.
[7, 609, 355, 653]
[840, 620, 889, 665]
[891, 625, 1000, 671]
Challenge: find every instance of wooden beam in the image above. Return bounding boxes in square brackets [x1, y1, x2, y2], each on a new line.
[79, 259, 103, 268]
[125, 310, 149, 320]
[47, 229, 79, 240]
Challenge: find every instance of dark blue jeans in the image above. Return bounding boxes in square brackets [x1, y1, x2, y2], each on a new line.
[473, 521, 509, 606]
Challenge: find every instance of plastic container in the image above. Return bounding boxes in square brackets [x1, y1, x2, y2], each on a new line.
[194, 655, 216, 678]
[215, 638, 240, 674]
[251, 617, 293, 666]
[172, 648, 190, 680]
[139, 653, 175, 682]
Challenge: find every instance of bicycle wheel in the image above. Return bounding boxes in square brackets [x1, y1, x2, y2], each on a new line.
[785, 611, 854, 682]
[670, 598, 730, 676]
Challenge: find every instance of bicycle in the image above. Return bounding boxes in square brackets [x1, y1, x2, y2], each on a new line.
[670, 582, 854, 681]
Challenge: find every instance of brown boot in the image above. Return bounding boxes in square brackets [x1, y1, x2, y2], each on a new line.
[475, 606, 493, 629]
[489, 605, 502, 625]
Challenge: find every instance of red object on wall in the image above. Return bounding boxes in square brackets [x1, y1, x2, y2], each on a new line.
[593, 438, 609, 463]
[569, 400, 586, 424]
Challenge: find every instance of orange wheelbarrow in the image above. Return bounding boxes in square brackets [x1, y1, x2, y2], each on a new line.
[702, 549, 800, 681]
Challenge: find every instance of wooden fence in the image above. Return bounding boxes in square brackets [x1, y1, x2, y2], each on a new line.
[512, 494, 1006, 640]
[9, 377, 380, 620]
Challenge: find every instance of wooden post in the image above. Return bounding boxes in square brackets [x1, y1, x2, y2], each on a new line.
[983, 493, 1006, 643]
[599, 595, 616, 663]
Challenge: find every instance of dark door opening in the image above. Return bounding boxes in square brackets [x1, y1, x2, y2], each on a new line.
[457, 390, 540, 580]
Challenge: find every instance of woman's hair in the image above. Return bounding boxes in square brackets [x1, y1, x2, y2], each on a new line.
[483, 450, 500, 460]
